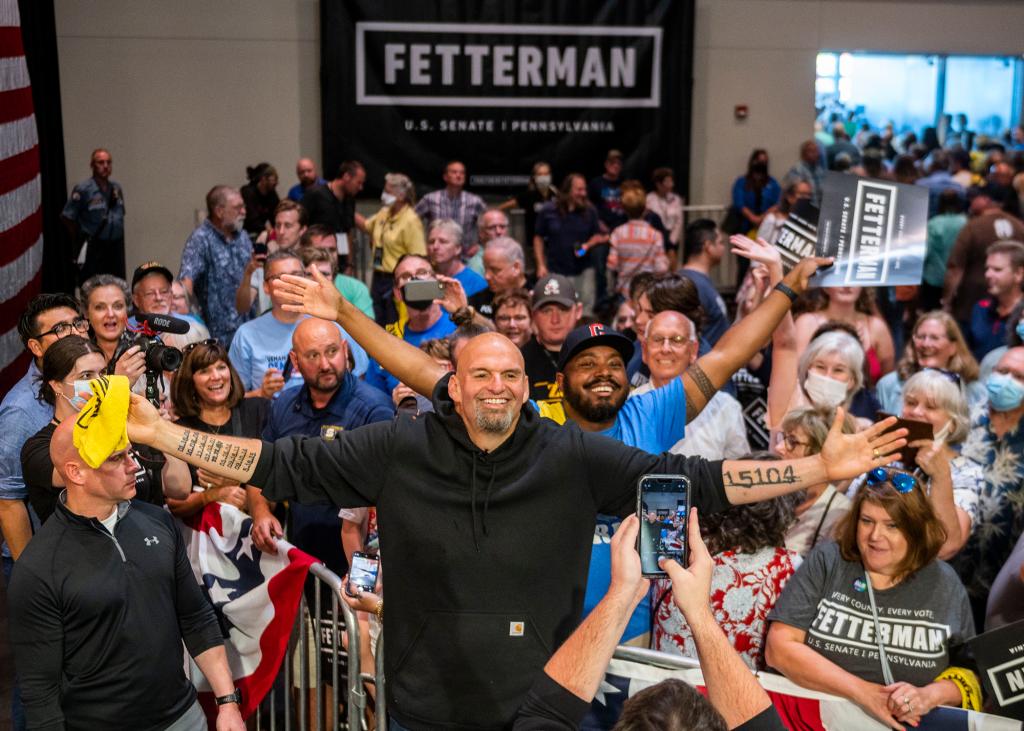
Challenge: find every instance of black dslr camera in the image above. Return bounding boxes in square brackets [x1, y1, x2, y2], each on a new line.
[108, 313, 188, 404]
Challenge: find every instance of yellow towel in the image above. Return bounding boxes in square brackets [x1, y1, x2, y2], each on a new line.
[73, 375, 130, 469]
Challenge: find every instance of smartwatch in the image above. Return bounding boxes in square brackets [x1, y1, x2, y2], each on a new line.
[215, 688, 242, 706]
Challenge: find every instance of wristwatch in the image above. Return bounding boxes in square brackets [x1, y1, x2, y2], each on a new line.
[215, 688, 242, 706]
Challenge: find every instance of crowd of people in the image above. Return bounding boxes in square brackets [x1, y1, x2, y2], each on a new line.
[1, 134, 1023, 731]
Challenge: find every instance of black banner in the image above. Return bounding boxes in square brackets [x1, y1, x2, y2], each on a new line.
[321, 1, 694, 194]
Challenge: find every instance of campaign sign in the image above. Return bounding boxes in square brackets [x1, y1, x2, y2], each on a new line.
[775, 199, 819, 272]
[811, 172, 928, 288]
[322, 1, 694, 192]
[968, 619, 1024, 720]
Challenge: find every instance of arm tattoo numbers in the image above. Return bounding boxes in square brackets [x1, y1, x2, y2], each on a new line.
[724, 464, 797, 489]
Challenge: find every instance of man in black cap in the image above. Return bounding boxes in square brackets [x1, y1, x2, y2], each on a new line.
[129, 261, 208, 342]
[520, 274, 582, 411]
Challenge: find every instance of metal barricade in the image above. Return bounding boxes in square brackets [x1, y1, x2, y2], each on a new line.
[253, 563, 386, 731]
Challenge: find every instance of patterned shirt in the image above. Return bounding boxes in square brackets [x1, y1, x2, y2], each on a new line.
[654, 546, 799, 669]
[954, 404, 1024, 599]
[415, 189, 487, 251]
[179, 219, 253, 345]
[607, 220, 669, 296]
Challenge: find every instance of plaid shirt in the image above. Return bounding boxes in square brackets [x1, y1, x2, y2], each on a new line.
[415, 189, 486, 251]
[179, 219, 252, 345]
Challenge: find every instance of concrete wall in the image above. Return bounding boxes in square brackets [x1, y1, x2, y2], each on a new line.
[54, 0, 1024, 272]
[55, 0, 320, 272]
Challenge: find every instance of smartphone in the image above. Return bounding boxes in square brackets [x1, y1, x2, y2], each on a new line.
[403, 279, 444, 307]
[253, 241, 268, 259]
[875, 412, 934, 470]
[636, 474, 691, 578]
[347, 552, 380, 596]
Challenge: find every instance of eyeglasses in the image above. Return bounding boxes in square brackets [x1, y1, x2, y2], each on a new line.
[781, 434, 811, 451]
[865, 467, 919, 494]
[921, 367, 962, 386]
[495, 313, 529, 326]
[648, 334, 692, 350]
[183, 338, 219, 354]
[34, 317, 89, 339]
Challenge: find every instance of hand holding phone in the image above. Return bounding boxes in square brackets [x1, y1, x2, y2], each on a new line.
[636, 474, 691, 578]
[875, 412, 933, 469]
[403, 279, 445, 307]
[346, 552, 380, 596]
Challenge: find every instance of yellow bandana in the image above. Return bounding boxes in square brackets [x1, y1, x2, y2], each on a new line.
[73, 375, 130, 468]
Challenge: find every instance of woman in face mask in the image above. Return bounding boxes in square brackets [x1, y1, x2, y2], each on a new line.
[897, 369, 981, 559]
[365, 172, 427, 326]
[498, 161, 554, 258]
[876, 311, 981, 415]
[792, 329, 876, 430]
[20, 336, 190, 524]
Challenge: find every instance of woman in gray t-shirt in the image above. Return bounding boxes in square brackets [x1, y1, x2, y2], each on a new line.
[765, 471, 975, 728]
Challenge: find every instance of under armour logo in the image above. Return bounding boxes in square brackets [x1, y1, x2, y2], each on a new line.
[144, 536, 159, 546]
[543, 279, 561, 296]
[588, 323, 606, 337]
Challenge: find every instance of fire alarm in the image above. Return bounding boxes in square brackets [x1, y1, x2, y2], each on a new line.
[734, 105, 749, 120]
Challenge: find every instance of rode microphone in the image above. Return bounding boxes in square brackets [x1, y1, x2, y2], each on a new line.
[134, 312, 191, 335]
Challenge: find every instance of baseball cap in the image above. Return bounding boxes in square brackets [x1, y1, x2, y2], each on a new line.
[531, 274, 579, 310]
[131, 261, 174, 289]
[557, 323, 635, 371]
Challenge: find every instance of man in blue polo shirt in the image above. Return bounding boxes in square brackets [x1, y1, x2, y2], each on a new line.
[426, 219, 487, 297]
[248, 317, 393, 563]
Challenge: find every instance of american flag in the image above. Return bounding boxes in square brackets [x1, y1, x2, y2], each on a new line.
[582, 655, 1020, 731]
[181, 502, 317, 720]
[0, 0, 42, 395]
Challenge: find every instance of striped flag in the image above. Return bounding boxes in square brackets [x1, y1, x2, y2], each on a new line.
[0, 0, 42, 395]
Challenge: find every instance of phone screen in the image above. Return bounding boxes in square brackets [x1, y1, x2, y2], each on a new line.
[636, 474, 690, 577]
[347, 552, 379, 595]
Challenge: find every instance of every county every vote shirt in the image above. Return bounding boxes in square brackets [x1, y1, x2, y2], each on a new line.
[767, 541, 975, 686]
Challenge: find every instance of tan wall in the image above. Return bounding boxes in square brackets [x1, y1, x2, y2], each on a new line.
[55, 0, 1024, 272]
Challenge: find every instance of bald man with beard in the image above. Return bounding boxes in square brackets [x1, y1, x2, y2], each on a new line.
[126, 265, 908, 730]
[8, 420, 243, 731]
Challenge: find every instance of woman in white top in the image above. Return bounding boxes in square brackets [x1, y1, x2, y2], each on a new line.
[776, 406, 854, 557]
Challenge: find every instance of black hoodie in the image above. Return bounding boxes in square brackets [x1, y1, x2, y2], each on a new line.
[252, 374, 728, 730]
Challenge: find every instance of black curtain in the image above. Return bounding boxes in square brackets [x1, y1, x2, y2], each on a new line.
[17, 0, 72, 294]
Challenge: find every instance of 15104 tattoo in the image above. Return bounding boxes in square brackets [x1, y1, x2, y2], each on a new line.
[724, 465, 798, 489]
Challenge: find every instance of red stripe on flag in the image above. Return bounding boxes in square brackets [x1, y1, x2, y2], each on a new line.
[0, 87, 34, 125]
[0, 26, 25, 59]
[0, 269, 42, 335]
[767, 689, 827, 731]
[0, 208, 41, 268]
[0, 145, 39, 197]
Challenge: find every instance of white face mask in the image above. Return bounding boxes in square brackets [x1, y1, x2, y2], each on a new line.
[804, 371, 848, 408]
[535, 175, 551, 190]
[380, 191, 397, 206]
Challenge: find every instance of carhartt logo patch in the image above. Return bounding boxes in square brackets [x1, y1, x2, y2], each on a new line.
[144, 536, 159, 547]
[510, 621, 524, 637]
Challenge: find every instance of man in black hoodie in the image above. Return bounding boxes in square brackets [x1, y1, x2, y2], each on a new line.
[128, 305, 905, 731]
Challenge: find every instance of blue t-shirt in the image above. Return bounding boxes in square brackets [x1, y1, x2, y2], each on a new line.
[679, 268, 729, 347]
[967, 299, 1010, 362]
[287, 178, 326, 203]
[454, 267, 488, 298]
[582, 376, 689, 641]
[228, 312, 368, 393]
[365, 314, 458, 395]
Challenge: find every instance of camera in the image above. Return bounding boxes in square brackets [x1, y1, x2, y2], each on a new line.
[111, 331, 182, 373]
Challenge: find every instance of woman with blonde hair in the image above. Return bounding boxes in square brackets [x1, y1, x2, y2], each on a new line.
[876, 310, 981, 414]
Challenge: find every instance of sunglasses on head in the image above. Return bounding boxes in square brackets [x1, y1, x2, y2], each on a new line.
[921, 367, 962, 386]
[183, 338, 219, 354]
[865, 467, 919, 494]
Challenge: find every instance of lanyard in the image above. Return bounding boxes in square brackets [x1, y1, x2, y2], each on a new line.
[863, 569, 896, 685]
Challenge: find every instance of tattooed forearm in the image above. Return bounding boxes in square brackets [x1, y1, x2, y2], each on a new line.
[687, 362, 717, 403]
[685, 392, 698, 424]
[241, 450, 257, 472]
[724, 464, 798, 489]
[173, 428, 257, 477]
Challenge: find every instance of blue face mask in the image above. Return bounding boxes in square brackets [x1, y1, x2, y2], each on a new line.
[1016, 319, 1024, 342]
[61, 379, 93, 411]
[986, 372, 1024, 411]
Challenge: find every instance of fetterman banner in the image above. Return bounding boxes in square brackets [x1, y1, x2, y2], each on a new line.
[321, 1, 694, 193]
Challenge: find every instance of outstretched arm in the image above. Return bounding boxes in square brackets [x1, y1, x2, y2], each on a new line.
[273, 268, 446, 398]
[721, 410, 906, 505]
[683, 255, 831, 420]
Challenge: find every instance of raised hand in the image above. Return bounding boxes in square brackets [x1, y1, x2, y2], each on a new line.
[660, 508, 713, 620]
[819, 409, 907, 482]
[127, 392, 163, 447]
[608, 515, 649, 606]
[731, 234, 784, 288]
[274, 267, 342, 321]
[434, 274, 468, 314]
[783, 256, 835, 296]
